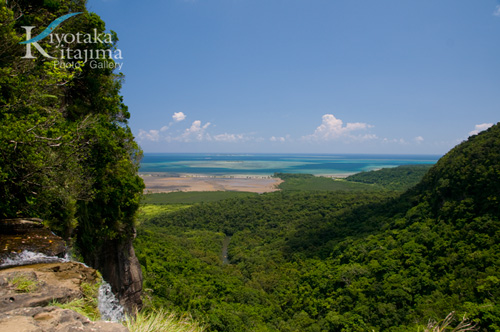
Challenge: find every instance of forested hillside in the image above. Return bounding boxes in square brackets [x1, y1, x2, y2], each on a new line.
[345, 164, 433, 190]
[136, 124, 499, 331]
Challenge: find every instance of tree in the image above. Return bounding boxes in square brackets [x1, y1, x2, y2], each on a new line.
[0, 0, 143, 254]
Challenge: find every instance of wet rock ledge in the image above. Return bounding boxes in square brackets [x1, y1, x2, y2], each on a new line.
[0, 262, 128, 332]
[0, 218, 66, 261]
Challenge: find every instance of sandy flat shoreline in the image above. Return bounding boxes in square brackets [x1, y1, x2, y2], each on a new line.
[140, 173, 284, 194]
[140, 172, 355, 194]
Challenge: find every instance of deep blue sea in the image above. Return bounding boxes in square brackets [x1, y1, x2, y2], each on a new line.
[140, 153, 441, 176]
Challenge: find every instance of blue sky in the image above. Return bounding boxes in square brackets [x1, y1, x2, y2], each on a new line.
[87, 0, 500, 154]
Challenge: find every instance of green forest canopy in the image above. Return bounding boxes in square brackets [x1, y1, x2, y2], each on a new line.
[136, 124, 500, 331]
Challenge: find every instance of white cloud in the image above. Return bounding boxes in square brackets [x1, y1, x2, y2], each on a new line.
[159, 112, 186, 131]
[356, 134, 378, 141]
[270, 136, 286, 142]
[303, 114, 373, 141]
[138, 119, 256, 144]
[213, 133, 249, 142]
[382, 137, 407, 144]
[494, 5, 500, 16]
[138, 129, 160, 142]
[177, 120, 211, 142]
[381, 136, 425, 145]
[345, 122, 370, 131]
[414, 136, 424, 144]
[469, 123, 493, 136]
[172, 112, 186, 122]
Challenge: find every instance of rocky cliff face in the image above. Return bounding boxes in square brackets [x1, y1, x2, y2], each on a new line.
[89, 236, 143, 314]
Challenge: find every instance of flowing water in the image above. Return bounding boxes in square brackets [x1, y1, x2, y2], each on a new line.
[98, 281, 125, 322]
[0, 250, 68, 269]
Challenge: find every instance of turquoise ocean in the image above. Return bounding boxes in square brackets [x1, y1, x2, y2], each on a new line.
[140, 154, 440, 177]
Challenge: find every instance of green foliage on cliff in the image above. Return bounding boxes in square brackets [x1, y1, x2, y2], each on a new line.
[0, 0, 143, 256]
[135, 124, 500, 331]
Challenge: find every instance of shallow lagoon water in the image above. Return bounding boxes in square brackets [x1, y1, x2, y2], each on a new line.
[140, 153, 440, 177]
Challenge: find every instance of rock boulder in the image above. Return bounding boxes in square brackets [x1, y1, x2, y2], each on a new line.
[0, 307, 128, 332]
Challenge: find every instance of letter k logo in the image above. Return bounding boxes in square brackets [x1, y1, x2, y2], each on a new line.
[19, 12, 82, 59]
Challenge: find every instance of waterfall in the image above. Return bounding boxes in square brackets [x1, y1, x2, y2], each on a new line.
[0, 250, 68, 269]
[98, 281, 125, 322]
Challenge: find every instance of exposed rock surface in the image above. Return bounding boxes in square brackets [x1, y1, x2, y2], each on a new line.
[90, 237, 143, 314]
[0, 262, 97, 313]
[0, 307, 128, 332]
[0, 262, 128, 331]
[0, 218, 67, 264]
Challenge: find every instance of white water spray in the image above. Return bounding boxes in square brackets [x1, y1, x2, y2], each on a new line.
[0, 250, 68, 268]
[98, 281, 125, 322]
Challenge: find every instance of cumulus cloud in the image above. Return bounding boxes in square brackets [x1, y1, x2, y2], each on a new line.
[356, 134, 378, 141]
[469, 123, 493, 136]
[303, 114, 373, 141]
[381, 136, 424, 145]
[158, 112, 187, 132]
[414, 136, 424, 144]
[270, 136, 286, 142]
[382, 137, 407, 144]
[494, 5, 500, 16]
[138, 129, 160, 142]
[213, 133, 251, 142]
[138, 119, 255, 144]
[177, 120, 211, 142]
[172, 112, 186, 122]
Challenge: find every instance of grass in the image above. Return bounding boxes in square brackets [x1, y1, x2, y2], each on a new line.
[51, 280, 102, 321]
[9, 274, 39, 293]
[125, 309, 205, 332]
[421, 312, 478, 332]
[142, 191, 258, 204]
